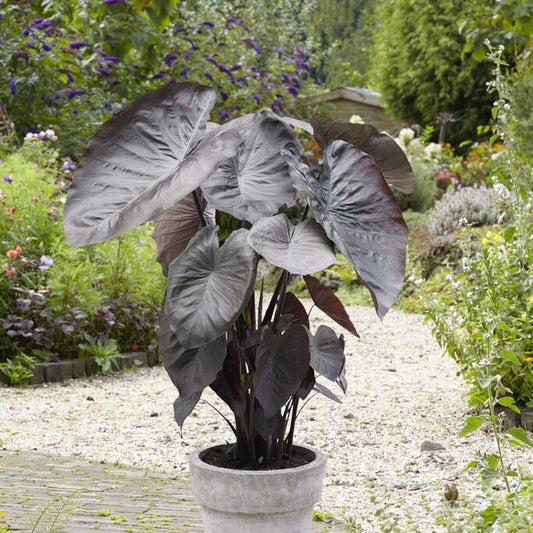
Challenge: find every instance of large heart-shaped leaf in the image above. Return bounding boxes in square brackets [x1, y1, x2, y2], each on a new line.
[311, 116, 415, 194]
[254, 325, 310, 418]
[64, 82, 259, 246]
[201, 111, 301, 223]
[247, 214, 336, 275]
[285, 142, 408, 319]
[303, 275, 358, 336]
[158, 297, 227, 397]
[307, 325, 345, 382]
[152, 191, 215, 276]
[166, 225, 258, 349]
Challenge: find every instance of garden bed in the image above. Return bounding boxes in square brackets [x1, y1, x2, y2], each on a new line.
[0, 351, 159, 386]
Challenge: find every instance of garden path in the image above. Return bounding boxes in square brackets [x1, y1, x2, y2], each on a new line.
[0, 449, 343, 532]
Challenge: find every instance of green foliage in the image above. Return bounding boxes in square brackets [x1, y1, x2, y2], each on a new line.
[426, 45, 533, 409]
[369, 0, 494, 145]
[436, 473, 533, 532]
[461, 0, 533, 62]
[0, 352, 35, 385]
[0, 0, 313, 157]
[79, 334, 122, 374]
[0, 138, 164, 364]
[306, 0, 375, 87]
[428, 226, 533, 407]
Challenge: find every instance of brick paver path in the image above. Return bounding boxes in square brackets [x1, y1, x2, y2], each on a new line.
[0, 450, 343, 532]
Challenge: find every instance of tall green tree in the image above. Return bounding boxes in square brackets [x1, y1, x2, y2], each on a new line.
[308, 0, 375, 88]
[368, 0, 494, 144]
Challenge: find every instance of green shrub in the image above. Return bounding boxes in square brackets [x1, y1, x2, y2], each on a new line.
[428, 225, 533, 406]
[0, 137, 164, 364]
[0, 1, 313, 157]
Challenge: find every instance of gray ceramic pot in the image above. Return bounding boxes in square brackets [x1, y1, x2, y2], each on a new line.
[189, 444, 326, 533]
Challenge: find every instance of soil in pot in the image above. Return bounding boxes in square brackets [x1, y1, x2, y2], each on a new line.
[200, 444, 315, 470]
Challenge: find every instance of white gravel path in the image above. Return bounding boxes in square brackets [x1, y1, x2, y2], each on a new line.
[1, 304, 531, 531]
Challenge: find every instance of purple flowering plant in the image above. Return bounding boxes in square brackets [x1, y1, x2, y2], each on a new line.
[1, 1, 314, 157]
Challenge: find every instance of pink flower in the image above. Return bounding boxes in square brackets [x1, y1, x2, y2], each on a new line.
[33, 197, 40, 203]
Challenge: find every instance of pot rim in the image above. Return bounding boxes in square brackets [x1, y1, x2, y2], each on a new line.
[189, 443, 327, 477]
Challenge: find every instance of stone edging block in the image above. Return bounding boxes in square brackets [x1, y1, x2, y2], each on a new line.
[0, 351, 159, 386]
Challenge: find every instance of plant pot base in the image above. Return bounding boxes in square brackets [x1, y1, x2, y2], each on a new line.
[200, 507, 314, 533]
[189, 444, 326, 533]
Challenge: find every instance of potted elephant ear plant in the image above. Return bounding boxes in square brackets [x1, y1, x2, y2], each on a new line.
[64, 82, 414, 532]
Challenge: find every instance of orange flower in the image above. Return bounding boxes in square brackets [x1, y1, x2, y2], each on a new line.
[6, 250, 17, 259]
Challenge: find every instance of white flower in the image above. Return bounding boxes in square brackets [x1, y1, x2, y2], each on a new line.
[45, 129, 55, 138]
[349, 114, 364, 124]
[398, 128, 415, 141]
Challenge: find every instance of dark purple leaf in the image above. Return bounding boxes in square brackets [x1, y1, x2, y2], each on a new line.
[286, 142, 408, 319]
[314, 382, 342, 403]
[307, 325, 346, 382]
[64, 82, 259, 246]
[247, 214, 336, 274]
[210, 339, 246, 418]
[152, 191, 215, 277]
[282, 292, 309, 327]
[310, 117, 415, 194]
[201, 111, 301, 223]
[253, 325, 310, 418]
[173, 391, 202, 427]
[165, 226, 258, 349]
[303, 275, 358, 336]
[296, 367, 315, 400]
[159, 298, 227, 396]
[254, 406, 285, 440]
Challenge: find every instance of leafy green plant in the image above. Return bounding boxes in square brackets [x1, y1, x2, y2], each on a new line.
[426, 41, 532, 524]
[78, 334, 122, 374]
[0, 352, 35, 385]
[0, 136, 163, 365]
[63, 82, 414, 469]
[0, 1, 313, 157]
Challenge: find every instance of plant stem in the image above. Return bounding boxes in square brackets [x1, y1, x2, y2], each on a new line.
[192, 190, 207, 227]
[286, 395, 299, 454]
[247, 391, 257, 468]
